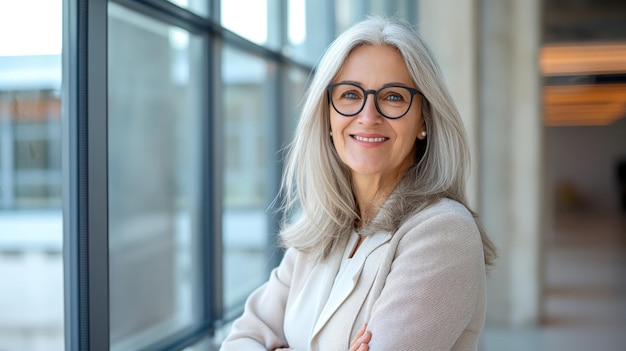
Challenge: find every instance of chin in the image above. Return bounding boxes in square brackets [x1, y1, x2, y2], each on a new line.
[349, 165, 387, 176]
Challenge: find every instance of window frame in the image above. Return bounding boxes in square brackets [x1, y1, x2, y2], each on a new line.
[63, 0, 110, 349]
[63, 0, 316, 350]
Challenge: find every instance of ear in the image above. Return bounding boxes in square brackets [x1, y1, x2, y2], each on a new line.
[416, 122, 427, 140]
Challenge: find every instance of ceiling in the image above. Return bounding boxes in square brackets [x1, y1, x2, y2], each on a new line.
[541, 0, 626, 127]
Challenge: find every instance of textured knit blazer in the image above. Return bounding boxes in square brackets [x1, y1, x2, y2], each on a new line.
[220, 198, 487, 351]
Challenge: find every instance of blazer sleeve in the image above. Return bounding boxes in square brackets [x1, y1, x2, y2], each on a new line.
[220, 248, 297, 351]
[366, 207, 486, 350]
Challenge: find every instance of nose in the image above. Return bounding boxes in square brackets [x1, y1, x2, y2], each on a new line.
[357, 92, 382, 125]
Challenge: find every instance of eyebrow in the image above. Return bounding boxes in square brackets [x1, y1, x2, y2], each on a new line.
[336, 80, 416, 88]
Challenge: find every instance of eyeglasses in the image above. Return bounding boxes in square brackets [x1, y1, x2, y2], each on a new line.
[327, 82, 424, 119]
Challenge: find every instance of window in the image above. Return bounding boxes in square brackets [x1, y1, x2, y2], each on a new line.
[167, 0, 210, 17]
[286, 0, 334, 65]
[283, 66, 309, 137]
[221, 45, 278, 316]
[108, 3, 206, 349]
[0, 1, 421, 350]
[221, 0, 281, 49]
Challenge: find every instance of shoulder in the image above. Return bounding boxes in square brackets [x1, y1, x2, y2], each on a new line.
[402, 198, 475, 229]
[394, 198, 482, 257]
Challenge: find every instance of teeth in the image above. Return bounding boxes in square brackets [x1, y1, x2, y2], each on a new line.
[353, 135, 388, 143]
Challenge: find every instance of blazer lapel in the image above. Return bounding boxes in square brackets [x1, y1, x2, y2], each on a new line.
[311, 231, 392, 339]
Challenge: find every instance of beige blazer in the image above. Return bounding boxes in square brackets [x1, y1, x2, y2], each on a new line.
[220, 198, 486, 351]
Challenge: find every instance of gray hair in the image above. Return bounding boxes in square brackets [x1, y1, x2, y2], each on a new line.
[279, 16, 496, 265]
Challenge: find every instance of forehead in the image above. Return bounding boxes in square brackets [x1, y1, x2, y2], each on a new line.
[334, 45, 414, 87]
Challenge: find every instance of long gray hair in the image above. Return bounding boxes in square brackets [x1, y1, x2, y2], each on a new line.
[279, 16, 496, 265]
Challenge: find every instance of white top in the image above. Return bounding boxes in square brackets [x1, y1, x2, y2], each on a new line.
[283, 231, 377, 349]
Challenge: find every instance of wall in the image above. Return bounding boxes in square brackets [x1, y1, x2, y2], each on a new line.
[420, 0, 544, 327]
[547, 117, 626, 214]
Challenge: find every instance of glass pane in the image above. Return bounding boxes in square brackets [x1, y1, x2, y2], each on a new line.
[335, 0, 416, 35]
[334, 0, 367, 36]
[222, 46, 277, 313]
[167, 0, 209, 17]
[368, 0, 416, 23]
[0, 0, 64, 350]
[221, 0, 281, 49]
[284, 66, 308, 138]
[108, 4, 204, 350]
[287, 0, 334, 65]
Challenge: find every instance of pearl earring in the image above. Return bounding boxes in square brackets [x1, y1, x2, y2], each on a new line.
[421, 131, 427, 137]
[330, 131, 333, 136]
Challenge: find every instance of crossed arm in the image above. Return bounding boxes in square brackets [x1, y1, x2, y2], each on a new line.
[222, 204, 486, 350]
[274, 323, 371, 351]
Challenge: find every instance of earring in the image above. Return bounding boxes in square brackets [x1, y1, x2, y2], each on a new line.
[330, 131, 333, 136]
[421, 131, 427, 137]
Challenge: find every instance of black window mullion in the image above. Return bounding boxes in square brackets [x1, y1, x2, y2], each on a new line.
[208, 36, 225, 330]
[265, 66, 283, 269]
[64, 0, 109, 350]
[207, 0, 223, 333]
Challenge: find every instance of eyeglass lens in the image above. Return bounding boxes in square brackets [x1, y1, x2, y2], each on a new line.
[329, 83, 415, 119]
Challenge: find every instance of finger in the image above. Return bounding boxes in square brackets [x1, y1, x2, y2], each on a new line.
[350, 323, 367, 348]
[350, 335, 370, 351]
[349, 324, 371, 351]
[359, 330, 371, 345]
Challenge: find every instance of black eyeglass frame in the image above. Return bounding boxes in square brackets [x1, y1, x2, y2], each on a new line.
[326, 82, 425, 120]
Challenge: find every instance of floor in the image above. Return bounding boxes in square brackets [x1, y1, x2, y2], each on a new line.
[481, 212, 626, 351]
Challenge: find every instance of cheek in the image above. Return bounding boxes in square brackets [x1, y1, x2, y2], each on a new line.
[398, 134, 418, 156]
[330, 113, 348, 134]
[400, 119, 421, 140]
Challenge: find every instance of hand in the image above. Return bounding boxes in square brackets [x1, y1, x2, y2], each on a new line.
[349, 323, 371, 351]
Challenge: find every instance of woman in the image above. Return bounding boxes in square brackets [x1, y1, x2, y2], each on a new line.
[220, 16, 496, 351]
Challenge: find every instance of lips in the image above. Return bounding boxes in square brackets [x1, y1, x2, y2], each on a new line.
[351, 134, 389, 143]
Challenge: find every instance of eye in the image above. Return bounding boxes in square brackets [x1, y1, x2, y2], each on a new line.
[340, 90, 361, 100]
[385, 93, 404, 102]
[381, 90, 406, 103]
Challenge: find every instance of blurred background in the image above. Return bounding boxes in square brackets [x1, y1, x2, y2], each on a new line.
[0, 0, 624, 350]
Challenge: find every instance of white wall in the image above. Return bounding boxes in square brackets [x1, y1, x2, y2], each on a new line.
[420, 0, 544, 327]
[418, 0, 480, 208]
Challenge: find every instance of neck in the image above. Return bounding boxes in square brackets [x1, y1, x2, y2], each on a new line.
[352, 171, 404, 227]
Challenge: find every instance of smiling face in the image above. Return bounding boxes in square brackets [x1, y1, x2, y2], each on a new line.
[329, 45, 426, 184]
